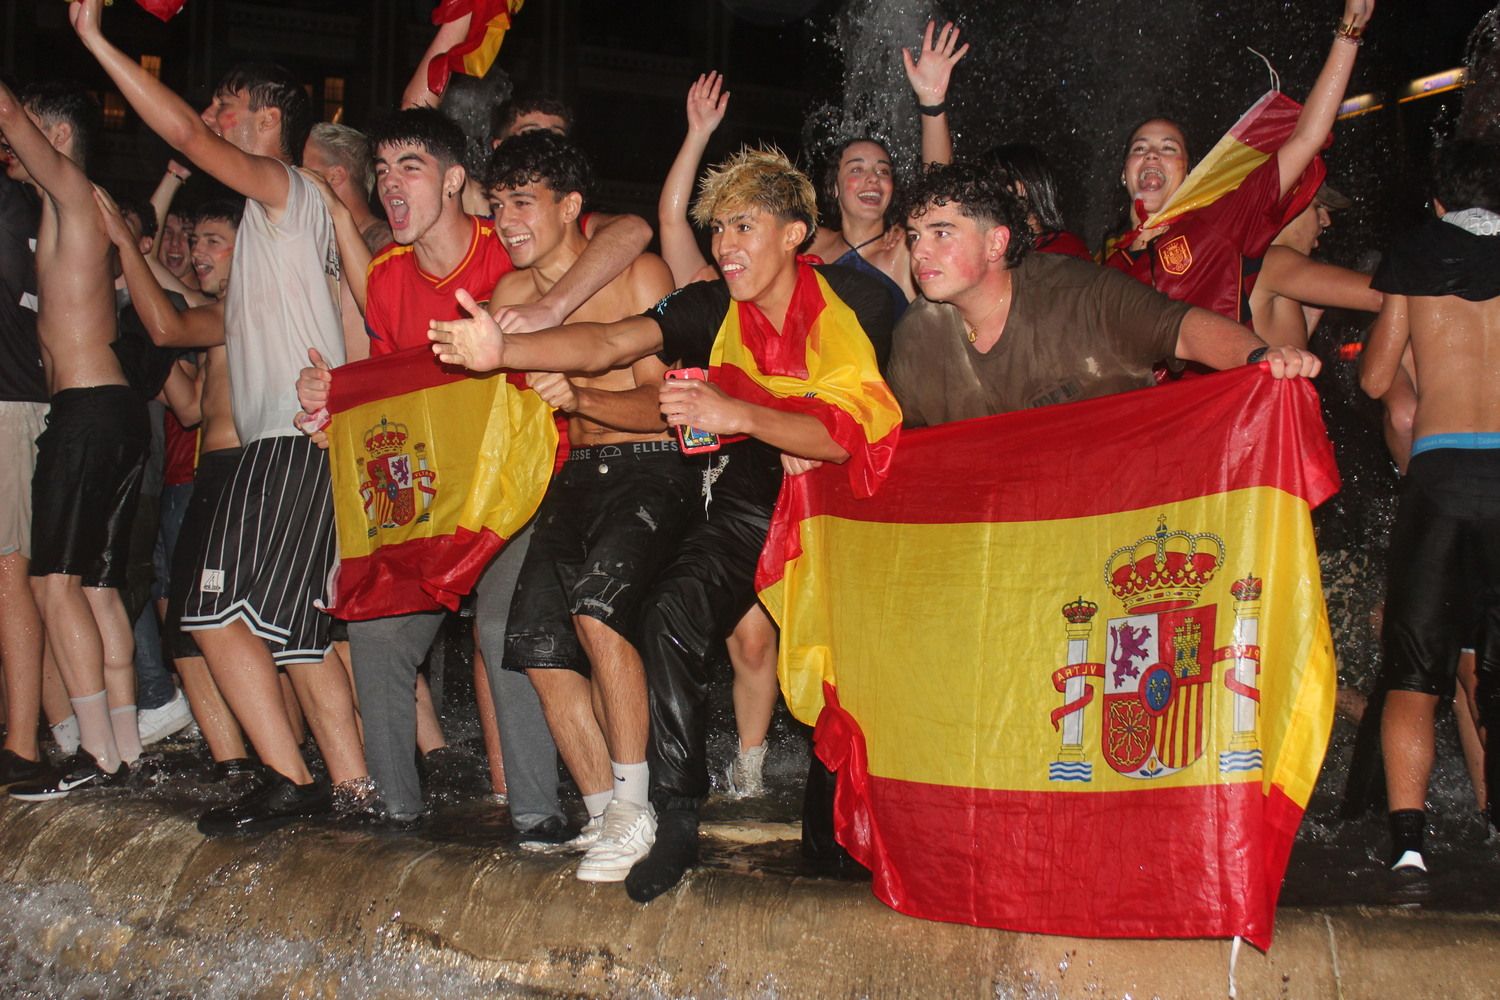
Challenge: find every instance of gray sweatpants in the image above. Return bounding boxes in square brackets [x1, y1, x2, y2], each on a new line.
[347, 526, 561, 825]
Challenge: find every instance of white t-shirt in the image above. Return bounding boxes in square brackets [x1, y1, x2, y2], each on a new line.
[223, 163, 345, 443]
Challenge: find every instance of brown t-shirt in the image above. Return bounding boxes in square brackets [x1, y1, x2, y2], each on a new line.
[887, 252, 1192, 426]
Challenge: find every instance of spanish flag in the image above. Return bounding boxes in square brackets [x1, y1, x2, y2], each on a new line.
[1105, 90, 1327, 258]
[758, 366, 1339, 948]
[135, 0, 187, 21]
[426, 0, 525, 97]
[325, 345, 556, 621]
[711, 261, 901, 498]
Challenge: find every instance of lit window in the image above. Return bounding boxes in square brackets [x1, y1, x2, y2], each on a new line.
[102, 93, 127, 130]
[140, 54, 162, 79]
[323, 77, 345, 123]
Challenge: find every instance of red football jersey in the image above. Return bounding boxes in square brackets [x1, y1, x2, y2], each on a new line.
[364, 215, 514, 355]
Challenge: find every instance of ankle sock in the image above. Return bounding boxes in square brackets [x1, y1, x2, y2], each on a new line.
[110, 704, 142, 764]
[612, 760, 649, 808]
[582, 789, 613, 820]
[51, 716, 80, 756]
[71, 691, 121, 773]
[1389, 808, 1426, 866]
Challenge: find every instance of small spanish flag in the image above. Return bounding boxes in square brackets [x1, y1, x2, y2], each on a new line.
[426, 0, 525, 97]
[758, 365, 1339, 947]
[325, 345, 555, 621]
[134, 0, 186, 21]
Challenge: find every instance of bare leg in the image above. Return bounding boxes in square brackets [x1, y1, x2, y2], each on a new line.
[37, 574, 120, 768]
[330, 640, 364, 745]
[527, 667, 611, 797]
[473, 649, 506, 795]
[281, 673, 306, 745]
[1455, 650, 1488, 812]
[176, 655, 248, 764]
[83, 586, 135, 712]
[0, 553, 44, 760]
[285, 652, 368, 786]
[574, 616, 648, 764]
[194, 620, 312, 784]
[1383, 689, 1439, 812]
[415, 673, 445, 754]
[726, 604, 778, 752]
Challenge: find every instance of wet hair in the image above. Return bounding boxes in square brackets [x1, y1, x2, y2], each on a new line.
[195, 198, 244, 231]
[114, 194, 157, 242]
[366, 108, 467, 173]
[903, 160, 1034, 266]
[307, 122, 374, 196]
[980, 143, 1066, 234]
[20, 81, 100, 170]
[439, 74, 510, 177]
[493, 93, 574, 143]
[163, 208, 195, 231]
[214, 63, 312, 164]
[822, 136, 896, 229]
[485, 130, 592, 202]
[1433, 138, 1500, 213]
[692, 146, 819, 252]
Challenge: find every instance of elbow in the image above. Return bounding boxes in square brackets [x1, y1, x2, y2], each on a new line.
[1357, 366, 1391, 401]
[615, 214, 653, 255]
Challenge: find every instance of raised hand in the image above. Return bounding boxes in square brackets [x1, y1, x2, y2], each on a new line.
[901, 21, 970, 107]
[430, 287, 506, 371]
[686, 72, 730, 137]
[68, 0, 106, 41]
[1341, 0, 1374, 31]
[297, 166, 342, 214]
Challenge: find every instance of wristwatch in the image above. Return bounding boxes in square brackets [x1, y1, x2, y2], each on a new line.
[1246, 346, 1268, 365]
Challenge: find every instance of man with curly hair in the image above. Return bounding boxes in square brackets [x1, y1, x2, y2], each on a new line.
[889, 161, 1321, 427]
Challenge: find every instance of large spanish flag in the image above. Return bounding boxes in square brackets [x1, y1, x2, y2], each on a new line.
[710, 261, 901, 498]
[758, 365, 1339, 948]
[325, 345, 555, 621]
[426, 0, 525, 97]
[1105, 90, 1326, 258]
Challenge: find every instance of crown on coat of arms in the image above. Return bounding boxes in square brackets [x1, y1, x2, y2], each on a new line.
[364, 417, 409, 459]
[1062, 596, 1099, 624]
[1104, 516, 1224, 613]
[1230, 575, 1263, 602]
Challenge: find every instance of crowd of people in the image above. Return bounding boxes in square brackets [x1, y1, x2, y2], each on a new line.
[0, 0, 1494, 900]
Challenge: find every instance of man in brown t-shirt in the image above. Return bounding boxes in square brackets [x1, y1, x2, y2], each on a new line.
[888, 162, 1320, 425]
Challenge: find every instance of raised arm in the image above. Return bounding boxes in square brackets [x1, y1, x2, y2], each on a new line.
[95, 186, 224, 348]
[299, 167, 370, 311]
[1358, 291, 1409, 399]
[1278, 0, 1374, 197]
[70, 0, 290, 212]
[1263, 248, 1382, 313]
[659, 73, 728, 286]
[401, 14, 473, 109]
[490, 212, 653, 333]
[148, 159, 191, 234]
[901, 21, 968, 167]
[0, 79, 95, 214]
[432, 288, 663, 373]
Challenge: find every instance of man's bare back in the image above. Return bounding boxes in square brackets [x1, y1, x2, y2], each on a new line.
[1365, 292, 1500, 440]
[492, 250, 674, 447]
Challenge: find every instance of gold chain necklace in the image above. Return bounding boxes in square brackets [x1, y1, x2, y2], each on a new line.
[963, 295, 1008, 344]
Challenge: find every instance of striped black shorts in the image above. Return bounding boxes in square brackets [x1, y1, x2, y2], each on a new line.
[180, 435, 336, 667]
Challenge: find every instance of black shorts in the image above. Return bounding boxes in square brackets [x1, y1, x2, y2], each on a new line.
[1381, 448, 1500, 697]
[506, 440, 699, 675]
[164, 447, 242, 661]
[180, 436, 336, 668]
[30, 385, 149, 588]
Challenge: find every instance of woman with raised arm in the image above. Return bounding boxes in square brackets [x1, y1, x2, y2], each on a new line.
[1103, 0, 1375, 324]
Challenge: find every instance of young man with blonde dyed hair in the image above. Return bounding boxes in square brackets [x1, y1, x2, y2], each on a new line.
[431, 146, 901, 901]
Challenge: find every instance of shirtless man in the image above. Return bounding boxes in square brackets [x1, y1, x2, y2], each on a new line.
[1359, 137, 1500, 873]
[73, 0, 368, 833]
[0, 79, 149, 798]
[481, 131, 682, 880]
[95, 193, 257, 782]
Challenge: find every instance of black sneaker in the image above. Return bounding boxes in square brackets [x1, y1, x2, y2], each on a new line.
[197, 774, 332, 836]
[0, 749, 46, 787]
[210, 757, 266, 786]
[10, 754, 129, 801]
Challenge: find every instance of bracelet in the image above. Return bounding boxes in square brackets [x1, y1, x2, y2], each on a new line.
[1247, 346, 1269, 365]
[917, 101, 947, 117]
[1335, 19, 1364, 42]
[167, 166, 190, 181]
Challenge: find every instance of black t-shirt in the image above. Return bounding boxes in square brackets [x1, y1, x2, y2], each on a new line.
[0, 178, 46, 402]
[113, 288, 190, 399]
[647, 264, 894, 373]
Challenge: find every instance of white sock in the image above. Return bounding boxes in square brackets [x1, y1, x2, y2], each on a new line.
[612, 760, 649, 808]
[582, 789, 613, 820]
[51, 716, 80, 755]
[71, 692, 121, 773]
[110, 705, 143, 764]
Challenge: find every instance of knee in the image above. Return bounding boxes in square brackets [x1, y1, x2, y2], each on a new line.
[727, 630, 776, 674]
[573, 614, 626, 657]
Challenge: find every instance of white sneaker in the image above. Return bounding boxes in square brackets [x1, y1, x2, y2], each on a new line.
[1391, 849, 1427, 873]
[725, 743, 768, 798]
[576, 800, 656, 882]
[137, 689, 194, 746]
[521, 813, 604, 855]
